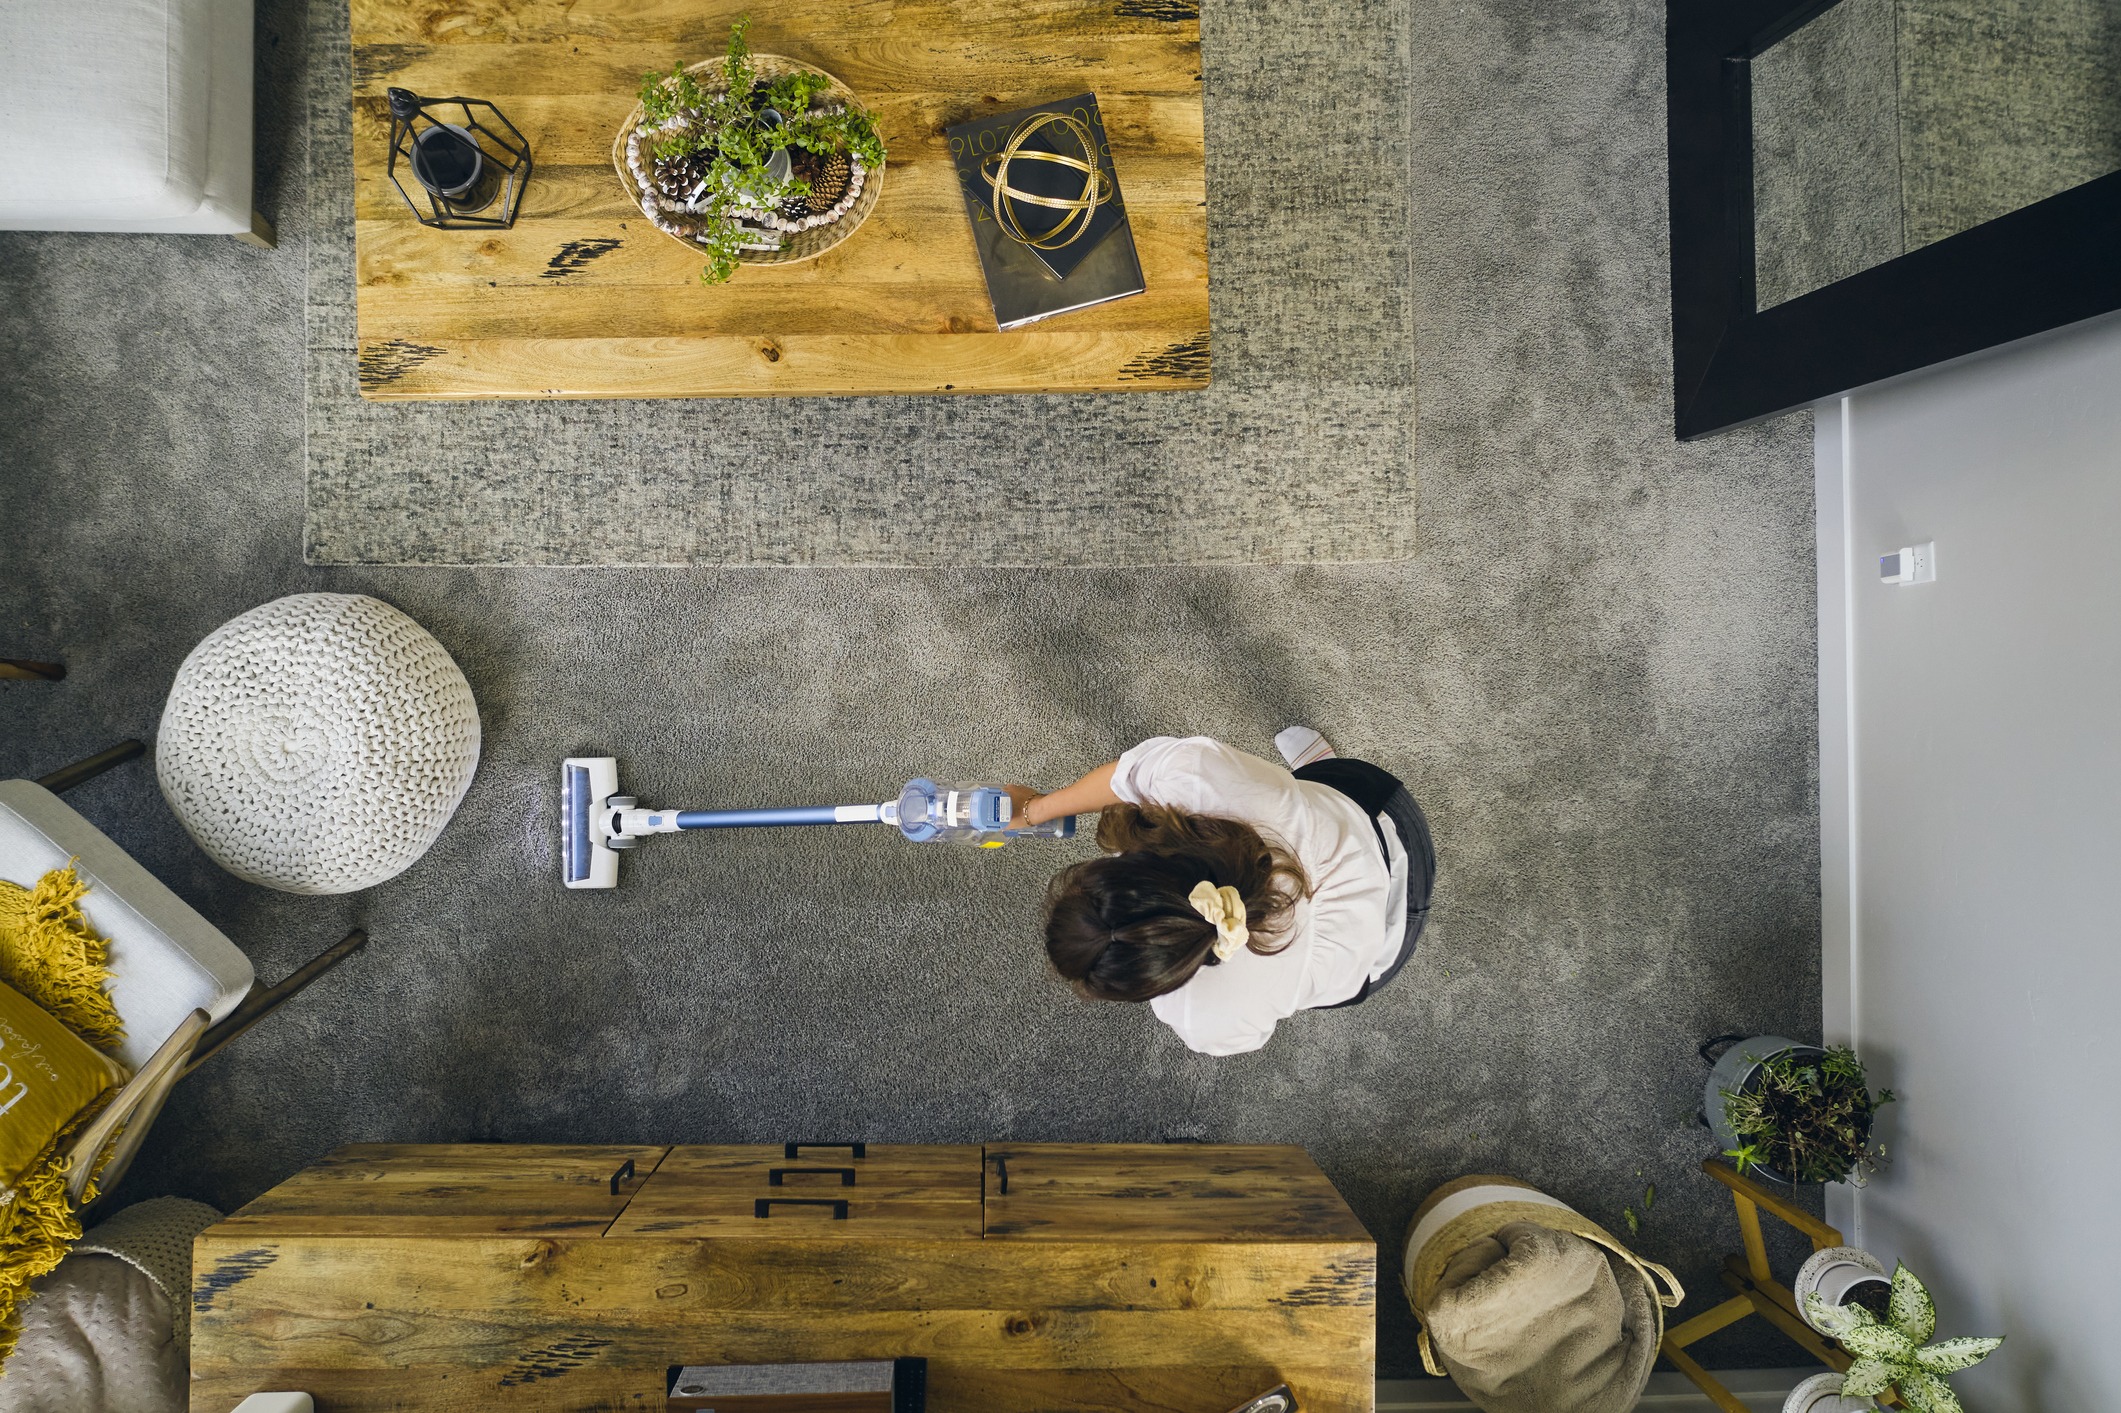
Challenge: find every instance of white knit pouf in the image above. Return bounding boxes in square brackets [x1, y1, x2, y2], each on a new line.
[156, 594, 481, 894]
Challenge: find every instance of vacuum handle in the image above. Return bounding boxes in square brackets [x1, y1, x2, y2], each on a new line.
[675, 805, 877, 828]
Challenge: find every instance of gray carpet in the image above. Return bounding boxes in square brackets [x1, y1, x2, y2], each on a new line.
[303, 0, 1419, 566]
[1, 0, 1819, 1377]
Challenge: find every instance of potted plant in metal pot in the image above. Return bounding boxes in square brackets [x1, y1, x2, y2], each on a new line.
[1803, 1262, 2002, 1413]
[1701, 1034, 1893, 1185]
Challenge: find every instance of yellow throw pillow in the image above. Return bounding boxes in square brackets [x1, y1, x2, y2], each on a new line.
[0, 982, 126, 1192]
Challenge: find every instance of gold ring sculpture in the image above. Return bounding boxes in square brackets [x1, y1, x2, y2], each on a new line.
[979, 110, 1114, 251]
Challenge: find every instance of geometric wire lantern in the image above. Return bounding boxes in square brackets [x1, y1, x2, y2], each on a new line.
[385, 87, 532, 229]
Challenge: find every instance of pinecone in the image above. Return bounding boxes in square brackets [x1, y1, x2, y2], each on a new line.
[809, 152, 852, 209]
[777, 183, 814, 220]
[652, 151, 710, 203]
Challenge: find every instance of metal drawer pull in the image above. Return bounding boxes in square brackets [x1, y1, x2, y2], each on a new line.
[784, 1141, 867, 1160]
[755, 1197, 850, 1220]
[609, 1157, 635, 1195]
[769, 1166, 856, 1187]
[993, 1155, 1009, 1195]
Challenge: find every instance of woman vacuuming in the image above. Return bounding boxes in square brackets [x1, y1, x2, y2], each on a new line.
[1008, 729, 1435, 1056]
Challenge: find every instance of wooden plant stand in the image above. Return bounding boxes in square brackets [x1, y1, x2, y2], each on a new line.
[1662, 1159, 1896, 1412]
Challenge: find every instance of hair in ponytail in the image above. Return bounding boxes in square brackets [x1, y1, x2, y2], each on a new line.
[1042, 803, 1310, 1003]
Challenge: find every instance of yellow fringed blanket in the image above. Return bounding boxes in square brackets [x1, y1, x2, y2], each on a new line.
[0, 866, 127, 1366]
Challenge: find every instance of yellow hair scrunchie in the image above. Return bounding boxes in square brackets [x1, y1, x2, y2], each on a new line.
[1187, 880, 1249, 960]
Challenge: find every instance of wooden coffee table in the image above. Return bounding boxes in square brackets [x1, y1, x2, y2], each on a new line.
[191, 1144, 1375, 1411]
[349, 0, 1210, 400]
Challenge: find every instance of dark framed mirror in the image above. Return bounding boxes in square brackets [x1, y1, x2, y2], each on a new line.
[1666, 0, 2121, 439]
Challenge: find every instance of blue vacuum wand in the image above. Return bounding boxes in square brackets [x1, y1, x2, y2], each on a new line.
[562, 756, 1075, 889]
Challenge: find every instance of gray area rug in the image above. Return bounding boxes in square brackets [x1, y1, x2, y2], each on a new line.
[2, 0, 1821, 1376]
[302, 0, 1417, 566]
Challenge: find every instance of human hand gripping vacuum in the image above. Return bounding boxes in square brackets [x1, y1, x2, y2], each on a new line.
[1009, 760, 1123, 828]
[562, 757, 1078, 889]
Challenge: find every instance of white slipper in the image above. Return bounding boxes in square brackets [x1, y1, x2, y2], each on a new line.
[1274, 726, 1338, 768]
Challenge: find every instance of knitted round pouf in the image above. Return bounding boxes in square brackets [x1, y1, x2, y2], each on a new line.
[156, 594, 481, 894]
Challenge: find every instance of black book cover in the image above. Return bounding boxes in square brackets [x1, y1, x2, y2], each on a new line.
[945, 94, 1146, 330]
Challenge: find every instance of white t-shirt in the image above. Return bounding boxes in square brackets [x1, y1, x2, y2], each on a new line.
[1110, 736, 1409, 1056]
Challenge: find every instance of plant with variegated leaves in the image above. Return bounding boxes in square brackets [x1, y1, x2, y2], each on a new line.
[1804, 1262, 2001, 1413]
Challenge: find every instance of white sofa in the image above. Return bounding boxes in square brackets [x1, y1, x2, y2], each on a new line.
[0, 0, 267, 241]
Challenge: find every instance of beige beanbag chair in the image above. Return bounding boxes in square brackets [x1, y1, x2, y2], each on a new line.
[1403, 1177, 1683, 1413]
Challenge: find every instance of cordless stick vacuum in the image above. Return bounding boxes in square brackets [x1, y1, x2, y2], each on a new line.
[561, 756, 1076, 889]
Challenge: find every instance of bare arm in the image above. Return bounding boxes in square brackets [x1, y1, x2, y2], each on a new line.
[1012, 761, 1122, 827]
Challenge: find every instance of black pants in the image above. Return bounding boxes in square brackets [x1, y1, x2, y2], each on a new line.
[1294, 758, 1435, 1008]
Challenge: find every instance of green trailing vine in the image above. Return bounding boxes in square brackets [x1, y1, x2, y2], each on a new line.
[634, 16, 887, 284]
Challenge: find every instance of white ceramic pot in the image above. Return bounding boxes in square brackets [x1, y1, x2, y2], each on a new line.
[1794, 1245, 1891, 1335]
[758, 108, 793, 186]
[1782, 1371, 1879, 1413]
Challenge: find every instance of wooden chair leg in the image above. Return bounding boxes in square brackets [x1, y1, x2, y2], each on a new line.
[66, 1010, 210, 1207]
[185, 929, 368, 1077]
[0, 659, 65, 682]
[35, 740, 146, 795]
[235, 209, 277, 249]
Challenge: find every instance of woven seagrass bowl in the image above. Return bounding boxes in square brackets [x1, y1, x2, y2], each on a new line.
[612, 54, 885, 270]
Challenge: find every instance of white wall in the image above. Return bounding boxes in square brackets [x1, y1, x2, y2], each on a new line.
[1817, 312, 2121, 1411]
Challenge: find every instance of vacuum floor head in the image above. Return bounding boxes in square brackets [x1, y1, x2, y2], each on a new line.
[562, 756, 622, 889]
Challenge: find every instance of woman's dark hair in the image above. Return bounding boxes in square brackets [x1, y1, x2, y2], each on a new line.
[1043, 803, 1310, 1003]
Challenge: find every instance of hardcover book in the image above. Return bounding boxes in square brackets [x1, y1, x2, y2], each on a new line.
[945, 94, 1146, 330]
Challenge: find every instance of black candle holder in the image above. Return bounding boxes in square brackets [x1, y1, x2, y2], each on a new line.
[385, 87, 531, 229]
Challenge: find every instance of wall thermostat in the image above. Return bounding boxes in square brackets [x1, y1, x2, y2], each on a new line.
[1880, 541, 1935, 584]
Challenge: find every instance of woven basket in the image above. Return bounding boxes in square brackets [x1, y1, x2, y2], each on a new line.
[612, 54, 884, 270]
[1402, 1175, 1685, 1380]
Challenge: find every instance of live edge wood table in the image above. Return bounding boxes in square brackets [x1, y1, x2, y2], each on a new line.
[350, 0, 1211, 399]
[191, 1143, 1375, 1412]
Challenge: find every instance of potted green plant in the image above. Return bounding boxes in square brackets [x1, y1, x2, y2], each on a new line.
[1794, 1246, 1894, 1337]
[1701, 1035, 1893, 1185]
[617, 17, 887, 283]
[1803, 1263, 2003, 1413]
